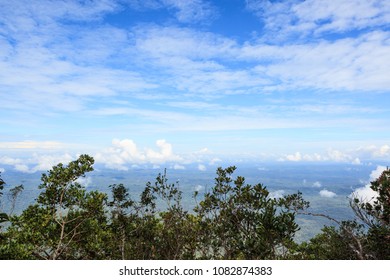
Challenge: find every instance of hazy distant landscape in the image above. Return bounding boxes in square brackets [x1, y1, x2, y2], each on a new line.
[1, 161, 384, 242]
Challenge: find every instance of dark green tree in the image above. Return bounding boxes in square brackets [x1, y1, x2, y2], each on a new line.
[295, 221, 365, 260]
[297, 168, 390, 260]
[195, 166, 307, 259]
[0, 173, 8, 226]
[8, 184, 24, 215]
[146, 170, 199, 259]
[350, 167, 390, 259]
[107, 183, 137, 259]
[1, 155, 109, 259]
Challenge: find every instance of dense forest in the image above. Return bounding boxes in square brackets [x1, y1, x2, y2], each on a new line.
[0, 155, 389, 260]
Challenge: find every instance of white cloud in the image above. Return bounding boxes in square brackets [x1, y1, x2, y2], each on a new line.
[146, 139, 182, 163]
[0, 156, 30, 173]
[247, 0, 390, 38]
[281, 145, 390, 163]
[326, 148, 351, 162]
[352, 158, 361, 165]
[351, 165, 387, 203]
[30, 154, 74, 173]
[319, 189, 337, 198]
[0, 1, 155, 117]
[312, 181, 322, 188]
[14, 164, 30, 173]
[242, 1, 390, 92]
[0, 141, 65, 150]
[0, 156, 23, 166]
[125, 0, 216, 23]
[368, 165, 388, 182]
[0, 153, 74, 173]
[0, 0, 119, 27]
[260, 33, 390, 91]
[0, 168, 5, 173]
[76, 176, 92, 187]
[173, 163, 186, 170]
[292, 0, 389, 34]
[0, 0, 389, 162]
[285, 152, 302, 161]
[198, 164, 206, 171]
[209, 157, 222, 165]
[356, 145, 390, 159]
[194, 184, 204, 192]
[162, 0, 216, 23]
[95, 139, 183, 170]
[270, 190, 285, 199]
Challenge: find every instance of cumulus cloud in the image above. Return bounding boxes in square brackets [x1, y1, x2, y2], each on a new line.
[0, 153, 74, 173]
[355, 145, 390, 159]
[95, 139, 182, 170]
[198, 164, 206, 171]
[0, 156, 23, 166]
[319, 189, 337, 198]
[29, 154, 74, 173]
[351, 165, 387, 203]
[286, 152, 302, 162]
[0, 156, 30, 173]
[146, 139, 182, 163]
[312, 181, 322, 188]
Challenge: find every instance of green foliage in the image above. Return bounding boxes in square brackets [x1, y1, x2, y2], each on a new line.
[8, 184, 24, 215]
[194, 166, 305, 259]
[0, 155, 109, 259]
[0, 173, 4, 196]
[105, 171, 199, 259]
[3, 155, 388, 260]
[145, 170, 196, 259]
[0, 173, 9, 226]
[349, 168, 390, 259]
[295, 222, 365, 260]
[298, 168, 390, 260]
[354, 168, 390, 226]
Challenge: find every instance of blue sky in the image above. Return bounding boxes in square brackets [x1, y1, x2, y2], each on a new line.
[0, 0, 389, 172]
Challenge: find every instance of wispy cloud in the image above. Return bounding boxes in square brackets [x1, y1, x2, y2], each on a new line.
[0, 0, 389, 163]
[124, 0, 217, 23]
[246, 0, 390, 40]
[0, 141, 65, 150]
[162, 0, 217, 23]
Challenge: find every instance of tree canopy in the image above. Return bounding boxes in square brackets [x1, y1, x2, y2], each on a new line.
[0, 156, 388, 260]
